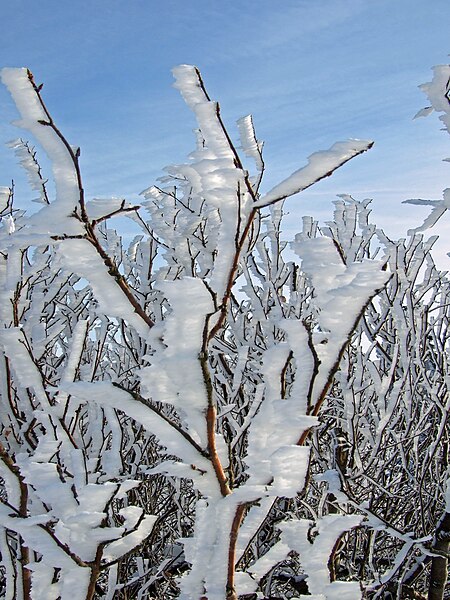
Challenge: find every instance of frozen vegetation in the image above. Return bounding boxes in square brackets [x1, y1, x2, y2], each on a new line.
[0, 62, 448, 599]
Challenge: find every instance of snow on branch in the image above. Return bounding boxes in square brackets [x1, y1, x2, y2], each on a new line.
[403, 188, 450, 233]
[416, 63, 450, 135]
[255, 139, 373, 208]
[1, 68, 84, 234]
[0, 61, 447, 600]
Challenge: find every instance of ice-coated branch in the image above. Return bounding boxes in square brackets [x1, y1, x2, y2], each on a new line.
[1, 68, 85, 233]
[403, 188, 450, 233]
[416, 63, 450, 135]
[255, 139, 373, 208]
[404, 62, 450, 235]
[1, 68, 154, 334]
[0, 61, 448, 600]
[7, 138, 50, 205]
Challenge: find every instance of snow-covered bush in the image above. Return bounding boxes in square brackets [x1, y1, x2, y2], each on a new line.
[0, 63, 448, 600]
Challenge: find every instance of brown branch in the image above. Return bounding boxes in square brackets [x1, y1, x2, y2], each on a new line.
[0, 442, 31, 598]
[85, 545, 104, 600]
[200, 351, 231, 497]
[91, 202, 141, 227]
[226, 503, 247, 599]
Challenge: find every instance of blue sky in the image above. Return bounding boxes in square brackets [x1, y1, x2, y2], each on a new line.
[0, 0, 449, 256]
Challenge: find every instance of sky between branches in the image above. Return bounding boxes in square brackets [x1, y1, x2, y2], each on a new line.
[0, 0, 449, 262]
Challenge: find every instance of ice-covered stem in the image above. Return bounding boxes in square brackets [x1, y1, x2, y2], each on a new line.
[207, 139, 374, 341]
[112, 382, 208, 457]
[302, 283, 389, 424]
[225, 245, 389, 595]
[1, 68, 154, 331]
[23, 69, 88, 220]
[226, 503, 246, 598]
[173, 65, 262, 341]
[201, 351, 231, 496]
[402, 62, 450, 234]
[206, 207, 258, 342]
[85, 546, 104, 600]
[296, 308, 381, 449]
[173, 66, 255, 185]
[0, 442, 30, 599]
[8, 138, 50, 205]
[82, 222, 154, 328]
[254, 140, 374, 208]
[417, 62, 450, 135]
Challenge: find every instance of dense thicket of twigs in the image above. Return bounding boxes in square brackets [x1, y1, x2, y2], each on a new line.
[0, 63, 448, 600]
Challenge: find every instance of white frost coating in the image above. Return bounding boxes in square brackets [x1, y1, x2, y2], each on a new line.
[1, 68, 47, 121]
[61, 319, 88, 384]
[234, 571, 259, 596]
[255, 139, 373, 208]
[207, 194, 241, 298]
[62, 381, 216, 493]
[172, 64, 209, 108]
[141, 278, 213, 446]
[15, 450, 122, 562]
[262, 343, 291, 402]
[0, 503, 76, 569]
[57, 238, 150, 338]
[7, 139, 48, 205]
[269, 445, 311, 498]
[237, 115, 264, 172]
[180, 497, 238, 600]
[247, 539, 291, 581]
[193, 102, 235, 160]
[59, 567, 91, 600]
[244, 394, 318, 488]
[17, 460, 76, 517]
[403, 188, 450, 233]
[322, 582, 364, 599]
[418, 64, 450, 134]
[145, 460, 216, 488]
[293, 236, 389, 404]
[280, 514, 363, 598]
[1, 69, 84, 233]
[28, 561, 61, 600]
[115, 479, 141, 500]
[280, 318, 315, 415]
[171, 65, 252, 299]
[172, 65, 232, 160]
[103, 514, 157, 562]
[54, 319, 88, 417]
[190, 159, 237, 196]
[316, 470, 349, 506]
[4, 215, 15, 234]
[0, 186, 10, 211]
[0, 328, 50, 407]
[244, 342, 319, 489]
[0, 454, 21, 510]
[235, 496, 275, 563]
